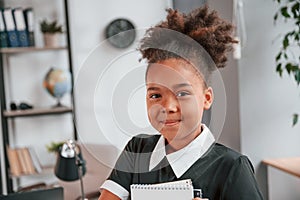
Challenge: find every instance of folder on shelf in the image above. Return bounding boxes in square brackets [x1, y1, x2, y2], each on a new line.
[2, 8, 19, 47]
[23, 8, 35, 46]
[12, 7, 29, 47]
[0, 9, 8, 47]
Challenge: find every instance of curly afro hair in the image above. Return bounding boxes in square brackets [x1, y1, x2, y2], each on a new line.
[139, 6, 237, 72]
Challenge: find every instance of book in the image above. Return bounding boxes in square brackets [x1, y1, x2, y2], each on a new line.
[130, 179, 194, 200]
[28, 147, 42, 173]
[22, 148, 36, 174]
[2, 8, 19, 47]
[6, 147, 22, 176]
[16, 148, 29, 174]
[23, 8, 35, 46]
[6, 146, 42, 176]
[0, 9, 8, 47]
[12, 7, 29, 47]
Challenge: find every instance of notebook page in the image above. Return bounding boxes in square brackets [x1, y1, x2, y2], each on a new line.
[131, 179, 193, 200]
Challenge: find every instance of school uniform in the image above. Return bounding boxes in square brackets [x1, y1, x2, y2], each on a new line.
[101, 125, 263, 200]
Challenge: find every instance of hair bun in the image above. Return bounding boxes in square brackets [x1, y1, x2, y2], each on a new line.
[139, 5, 238, 69]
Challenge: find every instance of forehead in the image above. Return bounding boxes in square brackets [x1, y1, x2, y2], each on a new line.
[146, 59, 203, 88]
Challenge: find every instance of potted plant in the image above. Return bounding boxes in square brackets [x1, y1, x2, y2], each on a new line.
[46, 141, 65, 153]
[40, 19, 63, 47]
[273, 0, 300, 126]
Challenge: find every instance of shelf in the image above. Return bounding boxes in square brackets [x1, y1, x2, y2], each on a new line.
[0, 46, 67, 54]
[3, 106, 73, 118]
[10, 165, 54, 178]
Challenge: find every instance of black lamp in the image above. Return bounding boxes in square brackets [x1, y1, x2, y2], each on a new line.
[54, 139, 86, 200]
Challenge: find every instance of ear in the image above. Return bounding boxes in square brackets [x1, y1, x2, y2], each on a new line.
[203, 87, 213, 110]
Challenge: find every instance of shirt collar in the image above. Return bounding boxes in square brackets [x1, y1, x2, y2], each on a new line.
[149, 124, 215, 178]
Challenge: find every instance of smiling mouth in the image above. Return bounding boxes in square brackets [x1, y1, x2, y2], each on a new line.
[161, 120, 181, 126]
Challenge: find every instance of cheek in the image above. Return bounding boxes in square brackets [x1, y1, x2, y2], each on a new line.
[180, 96, 203, 124]
[181, 102, 201, 120]
[180, 102, 202, 133]
[147, 103, 166, 122]
[181, 95, 202, 113]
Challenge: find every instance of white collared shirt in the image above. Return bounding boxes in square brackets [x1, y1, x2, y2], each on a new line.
[149, 124, 215, 177]
[100, 124, 215, 200]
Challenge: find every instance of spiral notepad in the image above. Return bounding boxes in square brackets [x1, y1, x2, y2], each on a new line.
[130, 179, 194, 200]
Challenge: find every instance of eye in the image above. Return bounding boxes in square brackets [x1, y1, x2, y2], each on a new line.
[149, 93, 162, 99]
[176, 91, 190, 97]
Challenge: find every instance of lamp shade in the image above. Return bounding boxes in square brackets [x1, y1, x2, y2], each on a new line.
[54, 140, 86, 181]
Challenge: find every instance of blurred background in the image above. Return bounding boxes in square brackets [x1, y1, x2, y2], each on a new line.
[0, 0, 299, 199]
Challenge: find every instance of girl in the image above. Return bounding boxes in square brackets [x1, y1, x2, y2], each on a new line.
[99, 6, 263, 200]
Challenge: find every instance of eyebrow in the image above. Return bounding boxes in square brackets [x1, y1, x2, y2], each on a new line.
[147, 87, 160, 91]
[173, 83, 192, 89]
[147, 83, 192, 91]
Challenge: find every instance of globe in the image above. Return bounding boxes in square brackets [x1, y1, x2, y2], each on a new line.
[43, 67, 72, 107]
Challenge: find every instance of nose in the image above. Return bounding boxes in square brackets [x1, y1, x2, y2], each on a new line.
[162, 94, 179, 113]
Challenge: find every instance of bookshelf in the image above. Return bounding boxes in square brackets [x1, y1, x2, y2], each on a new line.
[0, 46, 67, 54]
[0, 0, 77, 194]
[10, 166, 53, 178]
[3, 106, 73, 118]
[6, 146, 54, 178]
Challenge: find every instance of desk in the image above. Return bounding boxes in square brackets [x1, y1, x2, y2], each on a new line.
[262, 157, 300, 200]
[262, 157, 300, 178]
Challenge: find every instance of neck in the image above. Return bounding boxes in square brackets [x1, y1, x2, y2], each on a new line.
[165, 125, 203, 154]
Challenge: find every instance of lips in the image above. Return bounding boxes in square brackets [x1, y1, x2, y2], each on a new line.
[161, 119, 181, 126]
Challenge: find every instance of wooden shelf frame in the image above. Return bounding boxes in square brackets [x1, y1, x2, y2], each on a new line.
[10, 165, 54, 178]
[3, 106, 73, 118]
[0, 46, 67, 54]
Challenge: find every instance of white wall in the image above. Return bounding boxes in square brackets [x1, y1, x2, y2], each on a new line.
[238, 0, 300, 199]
